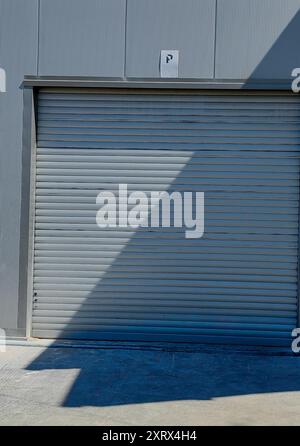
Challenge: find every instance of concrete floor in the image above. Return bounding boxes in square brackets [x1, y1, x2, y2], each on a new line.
[0, 344, 300, 425]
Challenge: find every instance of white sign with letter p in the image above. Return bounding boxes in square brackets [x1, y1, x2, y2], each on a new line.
[160, 50, 179, 78]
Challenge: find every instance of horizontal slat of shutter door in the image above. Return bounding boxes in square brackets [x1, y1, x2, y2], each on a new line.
[31, 89, 300, 346]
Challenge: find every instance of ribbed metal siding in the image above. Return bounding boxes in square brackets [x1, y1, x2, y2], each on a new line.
[31, 89, 300, 346]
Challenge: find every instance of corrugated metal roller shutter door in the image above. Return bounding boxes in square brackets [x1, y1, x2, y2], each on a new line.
[32, 89, 300, 346]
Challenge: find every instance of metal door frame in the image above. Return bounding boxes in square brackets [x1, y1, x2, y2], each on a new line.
[20, 80, 300, 339]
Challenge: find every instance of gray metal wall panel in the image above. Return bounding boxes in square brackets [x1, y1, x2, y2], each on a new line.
[216, 0, 300, 80]
[126, 0, 216, 79]
[0, 0, 38, 330]
[31, 89, 300, 346]
[38, 0, 126, 77]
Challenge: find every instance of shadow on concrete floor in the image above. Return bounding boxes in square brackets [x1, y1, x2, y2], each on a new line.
[26, 346, 300, 408]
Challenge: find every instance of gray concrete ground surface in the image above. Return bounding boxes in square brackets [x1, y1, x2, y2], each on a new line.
[0, 344, 300, 425]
